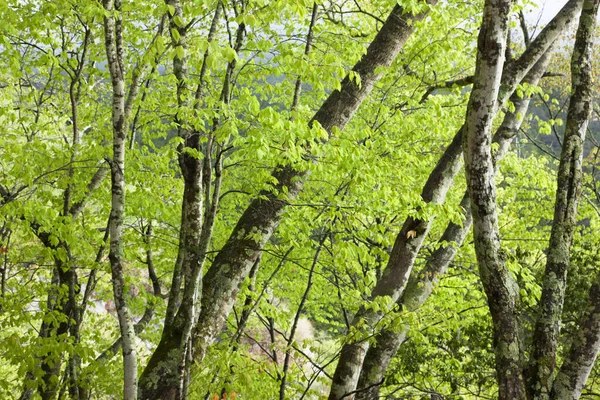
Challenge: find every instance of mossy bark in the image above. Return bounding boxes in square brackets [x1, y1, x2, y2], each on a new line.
[462, 1, 529, 399]
[530, 0, 599, 398]
[331, 5, 575, 395]
[353, 47, 555, 399]
[551, 273, 600, 399]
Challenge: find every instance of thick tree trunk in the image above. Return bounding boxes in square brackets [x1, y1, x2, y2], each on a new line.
[138, 1, 205, 398]
[529, 1, 599, 398]
[462, 1, 527, 399]
[39, 258, 79, 400]
[354, 194, 472, 400]
[190, 0, 439, 374]
[20, 267, 60, 400]
[103, 1, 138, 398]
[353, 49, 555, 399]
[353, 327, 407, 400]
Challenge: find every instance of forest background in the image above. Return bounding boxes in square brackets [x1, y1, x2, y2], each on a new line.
[1, 0, 600, 399]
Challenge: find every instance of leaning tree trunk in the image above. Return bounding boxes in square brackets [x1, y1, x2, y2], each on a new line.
[353, 44, 556, 400]
[328, 118, 464, 400]
[529, 0, 599, 398]
[462, 0, 527, 399]
[190, 0, 439, 374]
[327, 0, 581, 396]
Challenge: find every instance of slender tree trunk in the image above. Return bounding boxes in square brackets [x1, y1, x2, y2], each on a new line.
[551, 271, 600, 399]
[71, 224, 109, 400]
[290, 2, 318, 113]
[353, 48, 556, 399]
[63, 27, 91, 400]
[161, 0, 210, 330]
[138, 3, 229, 398]
[0, 227, 9, 301]
[36, 256, 77, 400]
[529, 1, 599, 398]
[19, 271, 59, 400]
[463, 1, 527, 399]
[20, 228, 82, 400]
[280, 235, 326, 400]
[22, 26, 92, 400]
[103, 1, 137, 397]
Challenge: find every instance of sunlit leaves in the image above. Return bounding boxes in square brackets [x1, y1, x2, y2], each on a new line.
[4, 0, 597, 398]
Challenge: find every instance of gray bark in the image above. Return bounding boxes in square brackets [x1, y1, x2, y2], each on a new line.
[327, 0, 579, 394]
[191, 0, 439, 376]
[462, 1, 526, 399]
[531, 0, 599, 398]
[551, 272, 600, 399]
[138, 3, 222, 399]
[353, 48, 555, 400]
[103, 0, 138, 397]
[328, 126, 464, 400]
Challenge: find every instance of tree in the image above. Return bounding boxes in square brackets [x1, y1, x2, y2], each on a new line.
[1, 0, 600, 399]
[139, 1, 443, 398]
[327, 1, 583, 398]
[463, 0, 599, 398]
[462, 0, 525, 396]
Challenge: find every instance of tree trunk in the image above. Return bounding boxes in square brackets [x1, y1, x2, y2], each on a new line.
[138, 3, 229, 398]
[353, 47, 555, 399]
[328, 125, 465, 400]
[138, 1, 205, 398]
[328, 1, 578, 393]
[21, 26, 92, 400]
[551, 272, 600, 399]
[103, 0, 138, 397]
[280, 235, 325, 400]
[462, 1, 529, 399]
[190, 0, 439, 375]
[529, 0, 599, 398]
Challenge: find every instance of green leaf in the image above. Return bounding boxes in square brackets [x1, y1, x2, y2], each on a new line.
[170, 27, 180, 42]
[173, 15, 184, 27]
[223, 46, 238, 62]
[175, 45, 184, 60]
